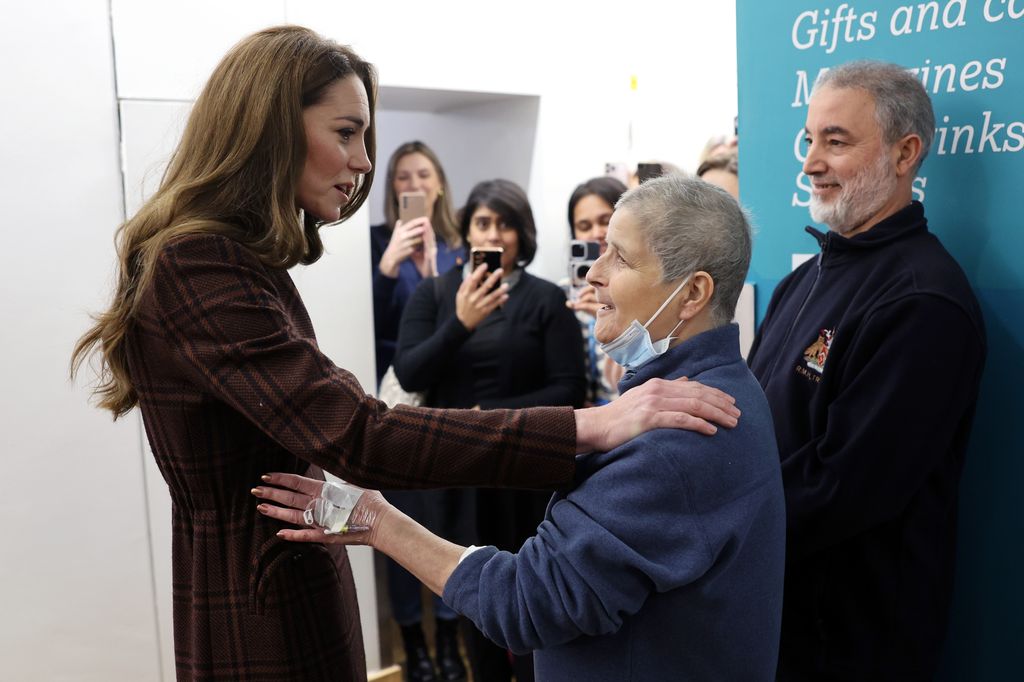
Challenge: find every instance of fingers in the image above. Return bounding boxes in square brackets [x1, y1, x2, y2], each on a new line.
[478, 281, 509, 309]
[654, 412, 718, 436]
[481, 267, 503, 292]
[466, 263, 490, 287]
[652, 377, 740, 415]
[275, 528, 351, 545]
[259, 472, 324, 496]
[252, 485, 312, 512]
[255, 501, 306, 526]
[638, 387, 739, 430]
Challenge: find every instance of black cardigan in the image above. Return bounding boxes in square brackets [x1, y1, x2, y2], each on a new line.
[393, 267, 586, 411]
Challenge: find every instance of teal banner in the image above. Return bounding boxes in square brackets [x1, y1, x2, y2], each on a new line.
[736, 1, 1023, 678]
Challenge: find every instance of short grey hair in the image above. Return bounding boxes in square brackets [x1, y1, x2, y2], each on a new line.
[815, 60, 935, 170]
[617, 174, 752, 327]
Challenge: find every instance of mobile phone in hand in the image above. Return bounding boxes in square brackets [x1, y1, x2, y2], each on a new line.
[568, 240, 600, 302]
[470, 247, 503, 293]
[399, 192, 428, 251]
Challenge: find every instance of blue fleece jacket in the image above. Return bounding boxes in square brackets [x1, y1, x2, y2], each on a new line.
[443, 324, 786, 681]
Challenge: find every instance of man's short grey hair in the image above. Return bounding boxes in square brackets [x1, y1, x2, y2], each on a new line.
[815, 60, 935, 170]
[617, 174, 752, 327]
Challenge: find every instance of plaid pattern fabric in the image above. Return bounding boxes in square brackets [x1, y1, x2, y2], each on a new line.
[126, 234, 576, 680]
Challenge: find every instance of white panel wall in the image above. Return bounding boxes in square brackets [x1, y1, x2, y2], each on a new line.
[368, 94, 540, 227]
[1, 0, 738, 679]
[0, 2, 161, 680]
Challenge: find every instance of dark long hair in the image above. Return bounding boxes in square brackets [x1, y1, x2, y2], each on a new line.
[459, 179, 537, 268]
[567, 176, 627, 237]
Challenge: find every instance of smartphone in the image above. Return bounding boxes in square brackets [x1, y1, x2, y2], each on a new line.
[398, 191, 428, 223]
[568, 261, 593, 302]
[568, 240, 599, 302]
[470, 247, 504, 293]
[604, 161, 630, 185]
[399, 191, 428, 251]
[569, 240, 601, 262]
[636, 163, 664, 184]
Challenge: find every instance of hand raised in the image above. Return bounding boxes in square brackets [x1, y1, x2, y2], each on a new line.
[455, 264, 508, 331]
[379, 217, 432, 278]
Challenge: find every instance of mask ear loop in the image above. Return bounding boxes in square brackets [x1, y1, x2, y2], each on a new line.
[643, 275, 692, 329]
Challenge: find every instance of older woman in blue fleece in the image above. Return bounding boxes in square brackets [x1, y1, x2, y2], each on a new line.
[256, 174, 786, 681]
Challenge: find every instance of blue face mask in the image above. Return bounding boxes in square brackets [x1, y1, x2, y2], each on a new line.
[599, 276, 690, 371]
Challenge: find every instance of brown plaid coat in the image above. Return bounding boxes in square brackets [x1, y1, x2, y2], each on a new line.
[126, 234, 576, 681]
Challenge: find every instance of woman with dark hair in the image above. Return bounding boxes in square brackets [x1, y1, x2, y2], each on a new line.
[371, 141, 464, 387]
[566, 176, 625, 255]
[71, 25, 740, 681]
[392, 179, 586, 682]
[566, 177, 628, 405]
[697, 151, 740, 199]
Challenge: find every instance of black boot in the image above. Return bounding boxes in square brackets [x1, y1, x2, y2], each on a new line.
[435, 617, 467, 681]
[400, 623, 437, 682]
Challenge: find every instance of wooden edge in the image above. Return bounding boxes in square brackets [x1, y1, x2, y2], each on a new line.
[367, 664, 403, 682]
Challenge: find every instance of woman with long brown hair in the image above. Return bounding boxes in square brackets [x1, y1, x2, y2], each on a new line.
[71, 25, 740, 680]
[371, 141, 464, 388]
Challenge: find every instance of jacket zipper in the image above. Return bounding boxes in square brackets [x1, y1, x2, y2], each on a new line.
[765, 236, 830, 384]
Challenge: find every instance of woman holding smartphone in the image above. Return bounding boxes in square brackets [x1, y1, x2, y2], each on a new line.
[393, 179, 586, 682]
[72, 27, 740, 681]
[371, 141, 464, 387]
[566, 176, 628, 405]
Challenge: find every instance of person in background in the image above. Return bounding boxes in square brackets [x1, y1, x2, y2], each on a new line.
[371, 141, 464, 387]
[697, 151, 739, 200]
[257, 174, 786, 682]
[698, 133, 738, 165]
[370, 141, 468, 682]
[393, 179, 587, 682]
[72, 25, 743, 681]
[565, 177, 627, 405]
[748, 60, 986, 680]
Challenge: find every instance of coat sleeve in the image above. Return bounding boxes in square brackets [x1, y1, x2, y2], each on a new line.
[149, 235, 576, 490]
[478, 285, 587, 409]
[780, 293, 985, 560]
[442, 433, 716, 653]
[391, 274, 472, 392]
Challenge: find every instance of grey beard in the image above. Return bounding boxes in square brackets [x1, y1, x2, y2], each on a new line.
[809, 153, 896, 234]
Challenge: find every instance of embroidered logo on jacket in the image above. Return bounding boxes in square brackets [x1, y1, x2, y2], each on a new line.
[802, 328, 835, 374]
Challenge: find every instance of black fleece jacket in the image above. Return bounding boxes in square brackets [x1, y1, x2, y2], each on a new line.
[748, 201, 986, 680]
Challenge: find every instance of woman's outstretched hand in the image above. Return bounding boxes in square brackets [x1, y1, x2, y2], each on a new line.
[251, 473, 392, 547]
[574, 376, 741, 454]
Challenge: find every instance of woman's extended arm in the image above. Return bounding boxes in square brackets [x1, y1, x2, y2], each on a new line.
[155, 235, 738, 491]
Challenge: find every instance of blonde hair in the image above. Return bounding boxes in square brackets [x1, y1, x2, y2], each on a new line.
[382, 141, 461, 248]
[71, 25, 377, 417]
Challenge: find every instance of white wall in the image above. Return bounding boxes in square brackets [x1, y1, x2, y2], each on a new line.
[0, 2, 161, 680]
[0, 1, 737, 679]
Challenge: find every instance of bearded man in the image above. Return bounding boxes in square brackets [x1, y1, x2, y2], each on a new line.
[748, 61, 986, 681]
